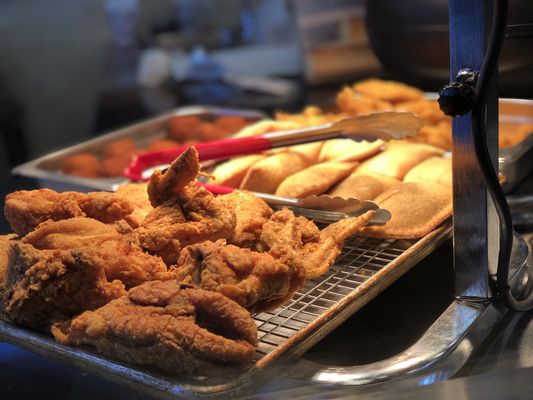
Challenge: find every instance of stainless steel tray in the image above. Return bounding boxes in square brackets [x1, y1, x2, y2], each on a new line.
[0, 223, 451, 399]
[12, 106, 267, 191]
[498, 98, 533, 193]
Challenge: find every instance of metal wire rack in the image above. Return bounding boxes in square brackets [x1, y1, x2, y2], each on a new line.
[253, 235, 415, 362]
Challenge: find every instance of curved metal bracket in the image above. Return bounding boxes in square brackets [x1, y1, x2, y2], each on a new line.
[311, 301, 484, 385]
[310, 234, 530, 385]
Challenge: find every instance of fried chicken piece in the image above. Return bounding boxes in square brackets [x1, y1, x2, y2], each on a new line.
[0, 234, 18, 288]
[147, 147, 201, 208]
[138, 148, 236, 265]
[0, 243, 126, 330]
[51, 281, 257, 376]
[21, 217, 169, 288]
[4, 188, 134, 236]
[174, 240, 305, 312]
[217, 191, 273, 248]
[173, 209, 374, 311]
[259, 208, 376, 279]
[115, 183, 153, 227]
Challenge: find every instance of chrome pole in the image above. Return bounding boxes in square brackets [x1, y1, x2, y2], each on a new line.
[448, 0, 499, 301]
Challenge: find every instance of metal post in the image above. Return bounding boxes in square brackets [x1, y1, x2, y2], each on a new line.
[449, 0, 499, 300]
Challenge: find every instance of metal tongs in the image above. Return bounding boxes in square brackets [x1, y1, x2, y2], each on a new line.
[125, 111, 423, 181]
[202, 183, 391, 226]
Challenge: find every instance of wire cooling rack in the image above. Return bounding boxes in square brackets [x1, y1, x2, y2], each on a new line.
[253, 235, 422, 363]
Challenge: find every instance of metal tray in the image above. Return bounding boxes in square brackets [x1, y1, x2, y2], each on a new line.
[498, 98, 533, 193]
[12, 106, 267, 192]
[0, 223, 451, 399]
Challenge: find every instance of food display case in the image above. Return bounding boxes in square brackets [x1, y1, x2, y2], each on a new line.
[1, 1, 533, 399]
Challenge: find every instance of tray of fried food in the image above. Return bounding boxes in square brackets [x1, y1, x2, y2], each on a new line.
[336, 78, 533, 192]
[208, 100, 452, 240]
[12, 106, 266, 191]
[1, 145, 383, 388]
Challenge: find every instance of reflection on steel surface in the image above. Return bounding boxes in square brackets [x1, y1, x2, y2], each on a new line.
[312, 301, 482, 385]
[310, 232, 530, 386]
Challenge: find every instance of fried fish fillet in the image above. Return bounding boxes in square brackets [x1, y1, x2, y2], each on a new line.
[51, 281, 257, 376]
[0, 243, 126, 330]
[4, 189, 134, 236]
[22, 217, 169, 288]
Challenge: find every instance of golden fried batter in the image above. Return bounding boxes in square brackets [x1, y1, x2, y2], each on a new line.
[175, 240, 304, 312]
[361, 181, 452, 239]
[353, 79, 424, 103]
[5, 189, 134, 236]
[275, 161, 358, 198]
[0, 234, 18, 288]
[259, 208, 375, 279]
[51, 281, 257, 376]
[22, 217, 169, 288]
[336, 87, 393, 116]
[1, 243, 126, 330]
[137, 148, 236, 265]
[217, 191, 273, 248]
[115, 183, 153, 227]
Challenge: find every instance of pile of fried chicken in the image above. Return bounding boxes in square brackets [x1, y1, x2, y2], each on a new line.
[0, 148, 374, 377]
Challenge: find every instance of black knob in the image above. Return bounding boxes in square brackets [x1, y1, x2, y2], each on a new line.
[438, 82, 475, 117]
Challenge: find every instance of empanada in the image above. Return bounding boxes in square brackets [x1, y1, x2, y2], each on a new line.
[240, 152, 311, 194]
[319, 139, 383, 163]
[275, 161, 358, 198]
[356, 142, 444, 180]
[361, 181, 452, 239]
[232, 120, 301, 138]
[404, 157, 452, 189]
[210, 154, 267, 187]
[328, 172, 400, 200]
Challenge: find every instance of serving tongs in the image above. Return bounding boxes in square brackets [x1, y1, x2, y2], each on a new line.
[201, 183, 391, 226]
[125, 111, 423, 181]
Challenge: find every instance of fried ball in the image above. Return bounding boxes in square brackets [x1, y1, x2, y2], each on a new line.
[215, 116, 248, 134]
[103, 139, 137, 159]
[62, 153, 102, 178]
[168, 115, 201, 141]
[196, 122, 228, 141]
[100, 156, 132, 177]
[147, 139, 181, 152]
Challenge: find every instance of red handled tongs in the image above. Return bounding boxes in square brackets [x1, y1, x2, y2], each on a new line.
[125, 111, 423, 181]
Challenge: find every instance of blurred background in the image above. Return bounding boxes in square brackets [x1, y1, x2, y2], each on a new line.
[0, 0, 531, 184]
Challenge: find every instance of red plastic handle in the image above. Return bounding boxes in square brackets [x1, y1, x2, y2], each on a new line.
[124, 136, 272, 181]
[200, 183, 235, 195]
